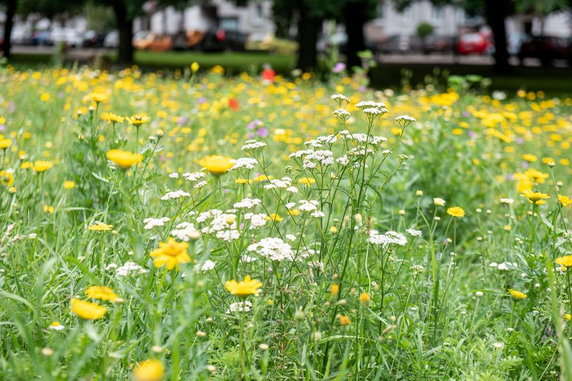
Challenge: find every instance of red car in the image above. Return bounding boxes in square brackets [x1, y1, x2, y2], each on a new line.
[456, 33, 492, 55]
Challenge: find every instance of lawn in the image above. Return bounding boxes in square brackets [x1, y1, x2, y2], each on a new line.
[0, 65, 572, 379]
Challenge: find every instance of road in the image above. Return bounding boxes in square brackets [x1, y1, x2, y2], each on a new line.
[10, 46, 570, 68]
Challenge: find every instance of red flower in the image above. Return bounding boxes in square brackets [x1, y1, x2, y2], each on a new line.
[228, 98, 239, 110]
[261, 68, 275, 82]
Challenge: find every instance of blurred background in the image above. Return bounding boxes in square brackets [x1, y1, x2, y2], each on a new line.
[0, 0, 571, 92]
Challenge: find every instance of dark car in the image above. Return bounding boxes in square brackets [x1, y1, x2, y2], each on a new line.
[518, 35, 570, 66]
[82, 30, 106, 48]
[380, 35, 420, 54]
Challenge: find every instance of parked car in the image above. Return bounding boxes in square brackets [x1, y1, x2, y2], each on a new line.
[28, 30, 52, 46]
[103, 31, 118, 48]
[456, 33, 492, 55]
[51, 28, 83, 47]
[245, 33, 298, 55]
[133, 32, 173, 52]
[422, 35, 454, 54]
[82, 30, 106, 48]
[379, 35, 423, 54]
[518, 35, 570, 66]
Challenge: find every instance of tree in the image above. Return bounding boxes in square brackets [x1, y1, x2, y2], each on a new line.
[1, 0, 17, 59]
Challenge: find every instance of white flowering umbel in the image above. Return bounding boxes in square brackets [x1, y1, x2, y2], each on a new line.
[247, 237, 295, 261]
[368, 231, 408, 246]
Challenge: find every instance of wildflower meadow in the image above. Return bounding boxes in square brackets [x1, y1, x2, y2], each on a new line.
[1, 64, 572, 380]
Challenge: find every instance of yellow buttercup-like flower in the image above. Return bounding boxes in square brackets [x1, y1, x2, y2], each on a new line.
[508, 289, 527, 300]
[149, 238, 191, 270]
[71, 298, 107, 320]
[447, 207, 465, 218]
[521, 190, 550, 204]
[32, 160, 53, 173]
[555, 256, 572, 268]
[0, 138, 12, 149]
[225, 275, 263, 297]
[558, 195, 572, 208]
[100, 112, 124, 124]
[85, 286, 122, 302]
[106, 149, 143, 170]
[63, 180, 76, 190]
[127, 114, 150, 127]
[0, 170, 14, 186]
[88, 222, 113, 231]
[133, 359, 165, 381]
[298, 177, 316, 185]
[198, 155, 234, 175]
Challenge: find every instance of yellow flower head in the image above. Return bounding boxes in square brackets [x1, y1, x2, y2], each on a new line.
[266, 213, 283, 222]
[86, 92, 108, 104]
[128, 114, 150, 127]
[447, 206, 465, 218]
[521, 190, 550, 204]
[508, 289, 527, 300]
[330, 284, 340, 295]
[556, 256, 572, 268]
[85, 286, 122, 302]
[359, 292, 371, 304]
[71, 298, 107, 320]
[198, 155, 234, 175]
[133, 359, 165, 381]
[63, 180, 76, 190]
[339, 315, 351, 326]
[101, 112, 124, 124]
[32, 160, 53, 173]
[558, 195, 572, 208]
[88, 222, 113, 231]
[106, 149, 143, 170]
[0, 138, 12, 149]
[298, 177, 316, 185]
[0, 170, 14, 186]
[225, 275, 263, 297]
[149, 238, 191, 270]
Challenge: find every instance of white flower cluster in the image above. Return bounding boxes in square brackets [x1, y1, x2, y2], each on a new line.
[355, 101, 386, 109]
[395, 115, 416, 123]
[289, 149, 334, 169]
[333, 108, 351, 120]
[368, 230, 408, 246]
[304, 135, 337, 148]
[183, 172, 206, 182]
[107, 261, 149, 276]
[490, 262, 518, 271]
[171, 222, 200, 241]
[339, 130, 387, 145]
[197, 260, 216, 272]
[264, 177, 294, 190]
[161, 190, 190, 201]
[247, 237, 295, 261]
[233, 198, 262, 209]
[406, 228, 422, 237]
[144, 217, 170, 230]
[330, 94, 350, 103]
[227, 301, 253, 313]
[244, 213, 268, 229]
[231, 158, 258, 170]
[197, 210, 240, 241]
[242, 139, 266, 151]
[296, 200, 320, 212]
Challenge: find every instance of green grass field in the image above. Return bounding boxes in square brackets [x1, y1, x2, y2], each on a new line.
[0, 64, 572, 379]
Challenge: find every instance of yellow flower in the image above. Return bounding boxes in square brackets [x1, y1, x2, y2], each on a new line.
[522, 154, 537, 162]
[86, 92, 108, 104]
[71, 298, 107, 320]
[198, 155, 234, 175]
[106, 149, 143, 170]
[149, 238, 191, 270]
[0, 138, 12, 149]
[565, 313, 572, 321]
[85, 286, 122, 302]
[133, 359, 165, 381]
[298, 177, 316, 185]
[48, 321, 64, 331]
[40, 92, 51, 102]
[330, 284, 340, 295]
[521, 190, 550, 204]
[0, 116, 5, 125]
[225, 275, 263, 297]
[447, 207, 465, 218]
[339, 315, 351, 326]
[63, 180, 76, 189]
[508, 289, 527, 300]
[100, 112, 124, 124]
[359, 292, 371, 304]
[43, 205, 54, 213]
[287, 209, 300, 216]
[32, 160, 53, 173]
[556, 256, 572, 268]
[191, 62, 200, 72]
[433, 197, 446, 206]
[127, 114, 150, 127]
[266, 214, 283, 222]
[253, 174, 273, 182]
[0, 170, 14, 186]
[20, 161, 33, 170]
[235, 178, 249, 184]
[88, 222, 113, 231]
[558, 195, 572, 207]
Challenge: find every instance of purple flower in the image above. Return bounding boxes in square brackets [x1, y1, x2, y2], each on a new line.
[462, 111, 470, 117]
[0, 125, 5, 132]
[177, 117, 186, 125]
[468, 130, 476, 138]
[256, 127, 269, 137]
[197, 97, 206, 104]
[247, 120, 262, 130]
[332, 62, 346, 73]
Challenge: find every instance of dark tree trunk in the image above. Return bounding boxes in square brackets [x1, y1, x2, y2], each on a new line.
[484, 0, 511, 73]
[113, 1, 134, 65]
[296, 7, 320, 71]
[2, 0, 17, 60]
[344, 1, 366, 70]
